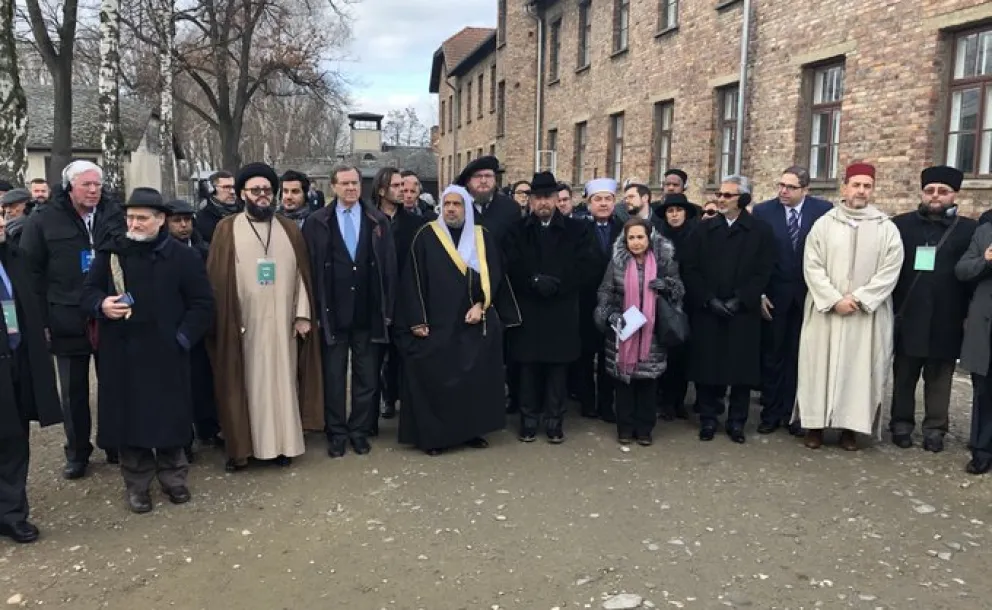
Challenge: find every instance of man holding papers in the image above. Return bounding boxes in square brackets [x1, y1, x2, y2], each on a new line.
[681, 176, 775, 443]
[594, 218, 684, 445]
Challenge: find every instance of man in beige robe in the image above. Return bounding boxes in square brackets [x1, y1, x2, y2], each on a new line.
[796, 162, 904, 451]
[206, 163, 324, 472]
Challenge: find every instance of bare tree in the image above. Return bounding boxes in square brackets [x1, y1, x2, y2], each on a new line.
[156, 0, 175, 196]
[98, 0, 124, 195]
[23, 0, 80, 184]
[383, 107, 430, 147]
[0, 0, 28, 183]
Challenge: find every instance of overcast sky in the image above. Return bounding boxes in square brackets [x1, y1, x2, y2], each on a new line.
[338, 0, 496, 128]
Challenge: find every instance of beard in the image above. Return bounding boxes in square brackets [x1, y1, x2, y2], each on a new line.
[126, 230, 157, 242]
[246, 200, 275, 221]
[444, 217, 465, 229]
[471, 189, 492, 207]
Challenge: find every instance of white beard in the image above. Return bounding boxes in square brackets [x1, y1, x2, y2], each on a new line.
[126, 231, 156, 242]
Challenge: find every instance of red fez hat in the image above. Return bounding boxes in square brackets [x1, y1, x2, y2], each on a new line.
[845, 162, 876, 181]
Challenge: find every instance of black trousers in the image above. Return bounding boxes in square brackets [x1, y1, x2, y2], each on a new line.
[615, 378, 657, 437]
[190, 342, 220, 440]
[759, 298, 803, 426]
[519, 363, 567, 431]
[119, 447, 188, 495]
[505, 333, 520, 410]
[971, 374, 992, 459]
[657, 343, 689, 413]
[322, 329, 381, 441]
[573, 349, 615, 417]
[0, 418, 29, 527]
[698, 384, 751, 431]
[378, 342, 401, 409]
[55, 354, 97, 464]
[890, 352, 955, 437]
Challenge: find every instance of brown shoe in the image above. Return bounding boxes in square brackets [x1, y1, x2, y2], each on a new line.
[804, 429, 824, 449]
[839, 430, 858, 451]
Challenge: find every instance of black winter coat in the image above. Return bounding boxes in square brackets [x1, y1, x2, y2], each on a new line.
[80, 232, 214, 449]
[505, 212, 597, 363]
[18, 187, 124, 356]
[476, 192, 521, 252]
[891, 209, 977, 361]
[580, 218, 624, 354]
[195, 200, 242, 244]
[681, 210, 775, 387]
[0, 243, 62, 440]
[383, 206, 427, 275]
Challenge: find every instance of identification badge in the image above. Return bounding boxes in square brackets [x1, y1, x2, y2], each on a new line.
[257, 259, 276, 285]
[1, 300, 18, 335]
[80, 250, 94, 273]
[914, 246, 936, 272]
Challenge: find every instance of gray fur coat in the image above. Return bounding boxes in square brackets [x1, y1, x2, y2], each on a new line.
[593, 230, 685, 383]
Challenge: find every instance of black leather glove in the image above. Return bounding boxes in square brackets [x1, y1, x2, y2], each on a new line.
[648, 278, 667, 292]
[708, 298, 732, 318]
[533, 274, 561, 297]
[723, 297, 742, 315]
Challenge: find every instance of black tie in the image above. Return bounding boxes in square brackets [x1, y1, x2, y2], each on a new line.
[597, 224, 610, 252]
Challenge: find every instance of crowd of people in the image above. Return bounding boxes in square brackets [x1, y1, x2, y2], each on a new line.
[1, 154, 990, 546]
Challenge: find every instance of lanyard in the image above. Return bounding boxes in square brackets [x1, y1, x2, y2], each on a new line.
[83, 213, 94, 248]
[247, 218, 274, 257]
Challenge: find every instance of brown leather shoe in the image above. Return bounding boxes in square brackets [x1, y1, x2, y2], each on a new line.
[839, 430, 858, 451]
[804, 429, 824, 449]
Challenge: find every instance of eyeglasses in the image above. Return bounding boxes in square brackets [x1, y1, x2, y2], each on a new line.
[703, 209, 718, 216]
[472, 172, 496, 181]
[715, 192, 739, 199]
[514, 190, 531, 196]
[777, 182, 803, 191]
[79, 181, 103, 190]
[245, 187, 273, 197]
[923, 186, 953, 196]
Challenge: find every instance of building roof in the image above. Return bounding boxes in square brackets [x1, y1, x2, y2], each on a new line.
[429, 27, 497, 93]
[24, 86, 156, 153]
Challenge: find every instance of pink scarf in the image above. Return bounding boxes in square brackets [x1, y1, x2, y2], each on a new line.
[618, 252, 657, 376]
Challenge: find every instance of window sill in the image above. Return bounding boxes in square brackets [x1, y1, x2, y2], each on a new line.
[655, 25, 679, 39]
[575, 64, 590, 75]
[610, 47, 629, 60]
[547, 78, 561, 87]
[962, 178, 992, 190]
[808, 179, 840, 193]
[716, 0, 743, 9]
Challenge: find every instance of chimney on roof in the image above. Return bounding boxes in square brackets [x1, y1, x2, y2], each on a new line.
[348, 112, 384, 154]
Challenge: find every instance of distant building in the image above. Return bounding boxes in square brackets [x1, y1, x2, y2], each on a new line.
[24, 86, 180, 194]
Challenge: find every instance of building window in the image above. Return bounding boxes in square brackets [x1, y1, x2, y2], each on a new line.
[544, 128, 558, 172]
[477, 73, 484, 119]
[653, 101, 674, 184]
[496, 80, 506, 137]
[614, 0, 630, 53]
[716, 85, 739, 181]
[578, 1, 591, 68]
[466, 150, 472, 163]
[573, 122, 588, 185]
[490, 144, 496, 157]
[457, 152, 462, 171]
[549, 18, 562, 82]
[448, 155, 453, 176]
[440, 157, 445, 184]
[448, 95, 453, 131]
[809, 63, 844, 181]
[658, 0, 678, 31]
[457, 87, 463, 127]
[490, 64, 497, 112]
[497, 0, 507, 46]
[947, 28, 992, 176]
[440, 100, 446, 135]
[467, 81, 473, 123]
[477, 147, 483, 159]
[608, 113, 625, 179]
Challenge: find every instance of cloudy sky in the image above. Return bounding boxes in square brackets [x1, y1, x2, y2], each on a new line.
[338, 0, 496, 127]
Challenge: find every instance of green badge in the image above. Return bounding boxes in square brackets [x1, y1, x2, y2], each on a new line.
[257, 259, 276, 285]
[913, 246, 936, 272]
[1, 300, 18, 335]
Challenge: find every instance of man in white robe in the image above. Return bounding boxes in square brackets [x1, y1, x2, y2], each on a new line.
[795, 162, 904, 451]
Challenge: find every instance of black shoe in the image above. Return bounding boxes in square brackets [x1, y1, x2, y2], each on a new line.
[224, 458, 247, 472]
[382, 402, 397, 419]
[127, 491, 153, 514]
[673, 405, 689, 420]
[787, 422, 804, 436]
[599, 410, 617, 424]
[699, 427, 716, 442]
[351, 437, 372, 455]
[727, 428, 746, 444]
[518, 428, 537, 442]
[618, 435, 634, 445]
[547, 431, 565, 444]
[164, 486, 191, 504]
[184, 445, 196, 464]
[63, 462, 87, 480]
[657, 409, 675, 422]
[757, 422, 779, 435]
[200, 436, 225, 448]
[892, 434, 913, 449]
[923, 436, 944, 453]
[106, 450, 119, 465]
[327, 438, 347, 458]
[636, 434, 654, 447]
[274, 455, 293, 467]
[425, 448, 444, 456]
[0, 520, 39, 543]
[466, 437, 489, 449]
[966, 456, 992, 475]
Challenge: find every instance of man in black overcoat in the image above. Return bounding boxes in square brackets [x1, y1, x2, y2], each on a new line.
[81, 188, 214, 514]
[0, 215, 62, 543]
[505, 171, 597, 443]
[889, 166, 977, 453]
[681, 176, 774, 444]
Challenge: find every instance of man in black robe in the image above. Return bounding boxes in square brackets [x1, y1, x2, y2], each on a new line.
[395, 185, 521, 455]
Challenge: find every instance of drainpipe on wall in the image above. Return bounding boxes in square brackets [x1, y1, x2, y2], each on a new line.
[526, 1, 544, 173]
[734, 0, 752, 176]
[446, 76, 458, 173]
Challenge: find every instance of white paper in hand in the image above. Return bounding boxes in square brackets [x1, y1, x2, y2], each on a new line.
[616, 306, 647, 341]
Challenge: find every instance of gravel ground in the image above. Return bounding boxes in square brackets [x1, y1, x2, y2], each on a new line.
[3, 373, 992, 609]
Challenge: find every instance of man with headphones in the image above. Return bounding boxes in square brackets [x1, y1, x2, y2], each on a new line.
[680, 175, 775, 444]
[194, 171, 239, 244]
[18, 160, 125, 479]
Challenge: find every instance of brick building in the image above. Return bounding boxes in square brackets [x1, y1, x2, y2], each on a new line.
[432, 0, 992, 214]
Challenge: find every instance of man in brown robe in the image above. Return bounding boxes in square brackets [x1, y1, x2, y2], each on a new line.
[206, 162, 323, 471]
